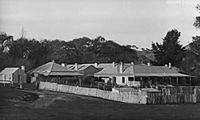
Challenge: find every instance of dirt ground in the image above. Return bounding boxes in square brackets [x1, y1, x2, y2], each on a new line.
[1, 87, 200, 120]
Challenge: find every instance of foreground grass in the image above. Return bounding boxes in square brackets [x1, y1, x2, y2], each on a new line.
[0, 87, 200, 120]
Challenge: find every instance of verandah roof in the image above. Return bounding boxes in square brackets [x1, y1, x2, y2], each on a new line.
[95, 63, 190, 77]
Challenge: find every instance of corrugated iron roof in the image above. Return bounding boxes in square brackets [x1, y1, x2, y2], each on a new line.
[29, 61, 82, 76]
[134, 65, 189, 77]
[31, 62, 190, 77]
[79, 65, 102, 75]
[0, 68, 19, 74]
[67, 64, 94, 71]
[48, 71, 82, 76]
[67, 64, 102, 75]
[94, 63, 189, 77]
[94, 63, 118, 75]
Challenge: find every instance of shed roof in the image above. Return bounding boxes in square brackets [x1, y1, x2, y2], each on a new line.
[0, 68, 19, 75]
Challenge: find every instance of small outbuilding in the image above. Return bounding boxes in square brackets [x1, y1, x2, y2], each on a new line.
[0, 67, 26, 87]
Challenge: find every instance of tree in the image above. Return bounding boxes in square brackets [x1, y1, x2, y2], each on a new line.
[180, 4, 200, 76]
[0, 33, 139, 71]
[0, 32, 13, 53]
[191, 4, 200, 55]
[8, 38, 49, 70]
[194, 4, 200, 28]
[192, 4, 200, 50]
[152, 29, 184, 67]
[0, 33, 14, 70]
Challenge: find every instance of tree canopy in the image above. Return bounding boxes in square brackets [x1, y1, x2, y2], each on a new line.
[180, 4, 200, 76]
[152, 29, 184, 67]
[194, 4, 200, 28]
[0, 35, 139, 71]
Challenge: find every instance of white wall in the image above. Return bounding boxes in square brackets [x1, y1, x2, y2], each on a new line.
[116, 76, 136, 86]
[98, 75, 136, 86]
[116, 76, 128, 86]
[0, 74, 12, 81]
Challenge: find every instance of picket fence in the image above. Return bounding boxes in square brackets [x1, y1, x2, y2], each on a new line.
[147, 86, 200, 104]
[39, 81, 147, 104]
[39, 81, 200, 104]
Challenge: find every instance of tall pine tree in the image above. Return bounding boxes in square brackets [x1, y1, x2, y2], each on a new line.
[152, 29, 184, 67]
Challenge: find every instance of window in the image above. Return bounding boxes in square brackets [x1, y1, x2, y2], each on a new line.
[122, 77, 125, 83]
[128, 77, 134, 81]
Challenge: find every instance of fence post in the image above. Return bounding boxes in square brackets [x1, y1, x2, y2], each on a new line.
[194, 87, 197, 103]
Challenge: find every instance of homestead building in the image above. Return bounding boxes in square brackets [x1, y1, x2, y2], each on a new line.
[64, 62, 193, 88]
[28, 61, 82, 87]
[94, 62, 192, 87]
[29, 61, 193, 89]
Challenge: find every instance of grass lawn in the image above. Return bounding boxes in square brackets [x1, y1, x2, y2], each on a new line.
[0, 86, 200, 120]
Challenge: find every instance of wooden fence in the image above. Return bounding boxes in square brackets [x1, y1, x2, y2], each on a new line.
[39, 81, 147, 104]
[147, 86, 200, 104]
[39, 81, 200, 104]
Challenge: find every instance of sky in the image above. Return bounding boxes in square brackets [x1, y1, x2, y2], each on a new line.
[0, 0, 199, 48]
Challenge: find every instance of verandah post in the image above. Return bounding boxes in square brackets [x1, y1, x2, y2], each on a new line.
[140, 77, 143, 88]
[189, 77, 192, 85]
[176, 77, 179, 85]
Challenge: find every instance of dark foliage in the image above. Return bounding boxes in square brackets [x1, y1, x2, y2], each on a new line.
[137, 48, 155, 64]
[194, 4, 200, 28]
[180, 4, 200, 77]
[152, 29, 185, 67]
[0, 35, 138, 71]
[181, 36, 200, 77]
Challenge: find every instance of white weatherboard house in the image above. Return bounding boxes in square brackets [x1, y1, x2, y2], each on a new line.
[0, 67, 26, 86]
[94, 62, 138, 86]
[94, 62, 191, 87]
[30, 61, 191, 88]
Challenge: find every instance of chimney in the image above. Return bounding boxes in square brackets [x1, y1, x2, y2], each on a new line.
[168, 63, 172, 68]
[147, 62, 150, 66]
[94, 62, 98, 67]
[61, 63, 65, 67]
[75, 63, 78, 70]
[119, 62, 123, 73]
[112, 62, 115, 67]
[131, 62, 135, 75]
[131, 62, 135, 70]
[21, 66, 25, 71]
